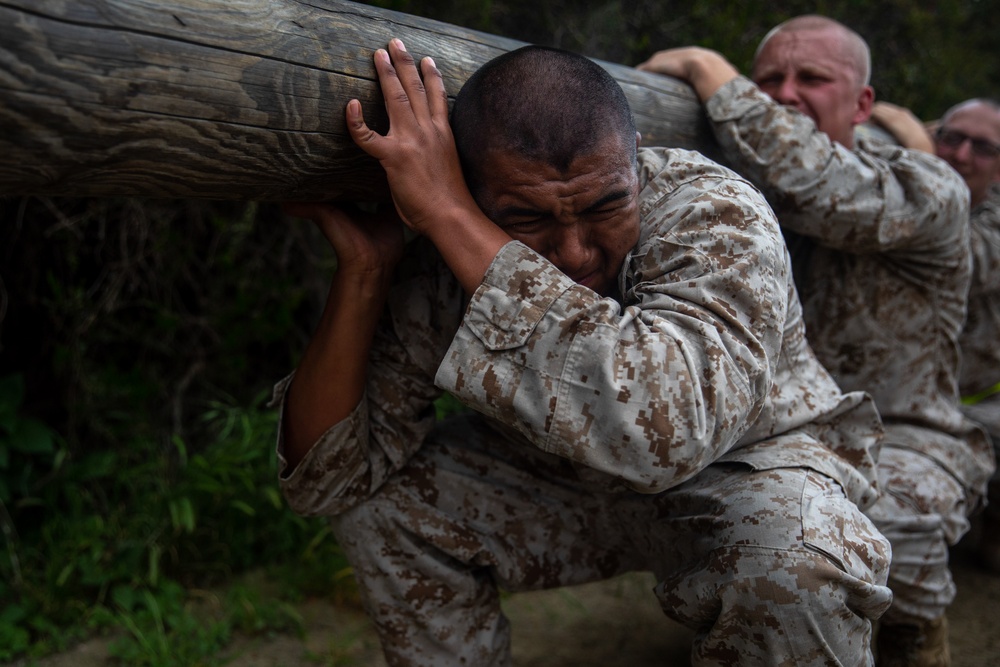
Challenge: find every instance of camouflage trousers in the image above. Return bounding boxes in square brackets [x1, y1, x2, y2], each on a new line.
[331, 413, 892, 667]
[865, 445, 972, 624]
[963, 395, 1000, 500]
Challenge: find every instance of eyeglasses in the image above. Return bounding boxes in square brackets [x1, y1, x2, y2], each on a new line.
[935, 128, 1000, 159]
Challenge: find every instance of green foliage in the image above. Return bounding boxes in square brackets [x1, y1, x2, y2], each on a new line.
[434, 392, 470, 421]
[105, 583, 231, 667]
[0, 198, 344, 662]
[361, 0, 999, 120]
[0, 390, 346, 663]
[0, 373, 64, 507]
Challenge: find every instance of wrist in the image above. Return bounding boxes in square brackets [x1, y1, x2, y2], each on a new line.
[421, 203, 511, 295]
[332, 261, 396, 301]
[688, 51, 739, 102]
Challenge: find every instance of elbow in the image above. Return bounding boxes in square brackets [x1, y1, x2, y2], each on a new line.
[624, 442, 722, 495]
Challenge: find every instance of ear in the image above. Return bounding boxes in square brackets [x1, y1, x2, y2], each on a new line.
[853, 85, 875, 125]
[635, 131, 642, 149]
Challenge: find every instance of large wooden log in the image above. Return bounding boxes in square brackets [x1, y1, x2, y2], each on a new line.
[0, 0, 718, 201]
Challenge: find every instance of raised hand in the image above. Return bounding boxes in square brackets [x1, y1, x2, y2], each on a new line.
[283, 201, 405, 286]
[869, 102, 935, 153]
[343, 39, 510, 296]
[346, 39, 479, 239]
[636, 47, 739, 102]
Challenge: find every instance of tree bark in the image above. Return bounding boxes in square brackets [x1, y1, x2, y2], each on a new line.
[0, 0, 718, 201]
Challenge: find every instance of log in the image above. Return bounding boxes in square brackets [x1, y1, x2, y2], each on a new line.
[0, 0, 718, 201]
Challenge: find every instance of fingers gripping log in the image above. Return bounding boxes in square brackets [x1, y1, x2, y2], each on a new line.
[0, 0, 716, 201]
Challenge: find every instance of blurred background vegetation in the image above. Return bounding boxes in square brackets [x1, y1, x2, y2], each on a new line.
[1, 0, 997, 664]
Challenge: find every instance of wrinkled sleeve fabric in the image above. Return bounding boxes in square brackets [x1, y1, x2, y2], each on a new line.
[705, 77, 968, 255]
[436, 150, 790, 494]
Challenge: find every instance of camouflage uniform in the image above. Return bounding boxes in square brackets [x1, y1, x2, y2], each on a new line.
[705, 76, 994, 624]
[958, 185, 1000, 429]
[958, 185, 1000, 498]
[276, 148, 892, 666]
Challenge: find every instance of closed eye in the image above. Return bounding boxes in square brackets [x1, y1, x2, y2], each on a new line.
[798, 71, 831, 85]
[502, 219, 546, 233]
[583, 190, 632, 216]
[753, 74, 782, 87]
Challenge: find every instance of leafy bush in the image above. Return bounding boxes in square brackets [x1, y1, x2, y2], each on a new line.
[0, 387, 350, 662]
[0, 197, 346, 661]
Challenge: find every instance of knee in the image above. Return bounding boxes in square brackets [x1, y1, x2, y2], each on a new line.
[657, 545, 890, 666]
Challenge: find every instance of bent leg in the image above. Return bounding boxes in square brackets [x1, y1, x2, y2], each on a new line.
[646, 465, 892, 667]
[330, 414, 641, 667]
[866, 445, 969, 624]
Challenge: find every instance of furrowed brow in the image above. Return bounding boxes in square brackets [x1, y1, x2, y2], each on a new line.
[582, 189, 631, 213]
[495, 205, 544, 220]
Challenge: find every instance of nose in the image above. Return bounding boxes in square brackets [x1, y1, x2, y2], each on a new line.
[772, 78, 802, 108]
[551, 224, 592, 277]
[952, 137, 975, 162]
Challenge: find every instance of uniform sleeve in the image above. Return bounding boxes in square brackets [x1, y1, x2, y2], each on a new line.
[435, 166, 789, 494]
[705, 77, 969, 254]
[275, 245, 462, 517]
[968, 196, 1000, 297]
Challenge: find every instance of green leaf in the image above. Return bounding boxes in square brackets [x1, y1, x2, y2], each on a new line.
[0, 604, 27, 624]
[148, 545, 161, 587]
[9, 417, 55, 455]
[263, 486, 283, 510]
[0, 374, 25, 434]
[172, 433, 188, 468]
[112, 585, 138, 611]
[230, 500, 255, 516]
[73, 451, 117, 481]
[56, 563, 75, 587]
[170, 497, 196, 533]
[0, 374, 25, 410]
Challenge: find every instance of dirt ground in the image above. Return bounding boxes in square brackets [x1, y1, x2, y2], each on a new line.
[13, 524, 1000, 667]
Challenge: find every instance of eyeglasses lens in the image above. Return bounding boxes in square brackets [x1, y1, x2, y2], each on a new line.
[936, 129, 1000, 158]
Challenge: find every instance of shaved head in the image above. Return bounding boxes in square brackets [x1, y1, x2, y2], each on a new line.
[941, 98, 1000, 127]
[756, 15, 871, 88]
[450, 45, 637, 199]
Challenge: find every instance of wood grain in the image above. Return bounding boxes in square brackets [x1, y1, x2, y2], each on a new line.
[0, 0, 715, 200]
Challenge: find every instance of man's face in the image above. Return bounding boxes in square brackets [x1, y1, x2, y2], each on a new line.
[751, 27, 873, 148]
[475, 134, 641, 298]
[934, 102, 1000, 208]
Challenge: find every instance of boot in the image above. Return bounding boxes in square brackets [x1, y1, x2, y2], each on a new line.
[876, 615, 950, 667]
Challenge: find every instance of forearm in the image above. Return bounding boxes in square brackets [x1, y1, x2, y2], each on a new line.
[420, 204, 512, 296]
[282, 268, 391, 469]
[706, 78, 967, 252]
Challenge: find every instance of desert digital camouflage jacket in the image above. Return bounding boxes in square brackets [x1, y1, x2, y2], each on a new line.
[276, 148, 882, 517]
[959, 184, 1000, 398]
[706, 76, 993, 495]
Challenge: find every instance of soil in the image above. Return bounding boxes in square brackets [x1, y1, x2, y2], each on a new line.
[10, 527, 1000, 667]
